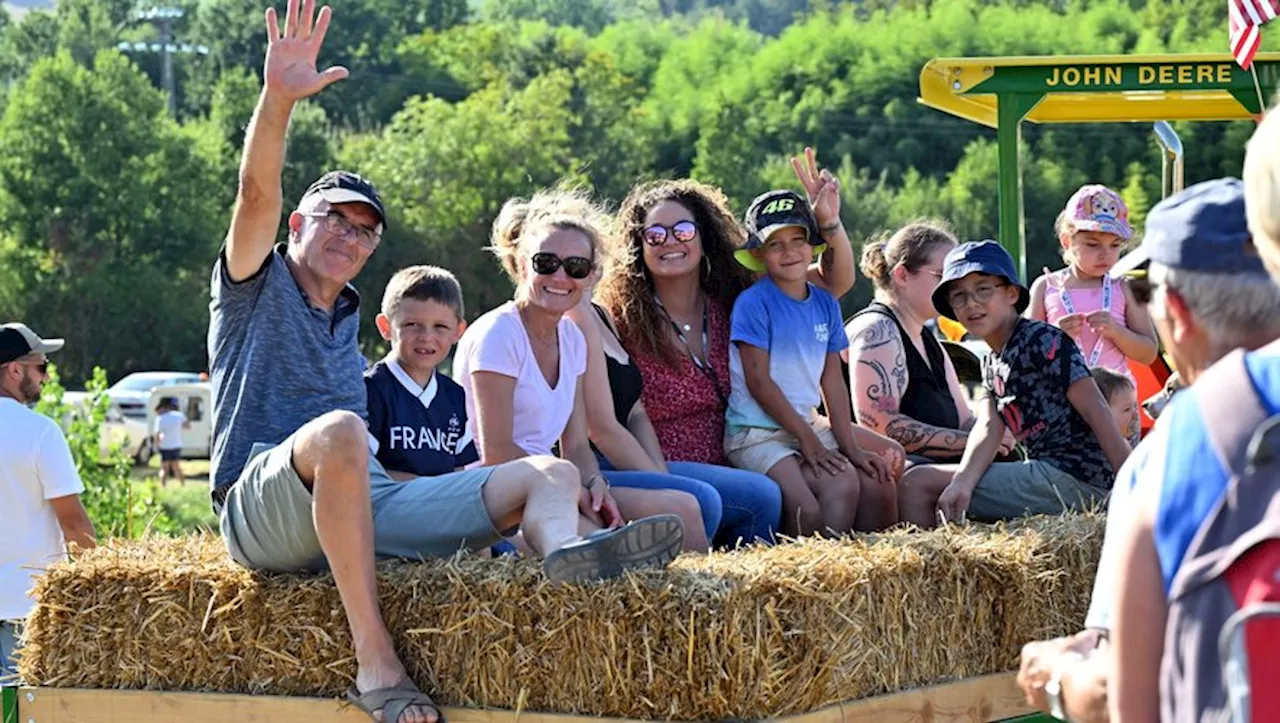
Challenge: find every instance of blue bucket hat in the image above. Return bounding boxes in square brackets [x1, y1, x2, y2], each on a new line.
[931, 240, 1029, 321]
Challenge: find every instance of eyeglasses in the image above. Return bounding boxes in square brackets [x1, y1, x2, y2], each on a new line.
[946, 283, 1008, 310]
[300, 211, 382, 250]
[643, 221, 699, 247]
[531, 252, 594, 280]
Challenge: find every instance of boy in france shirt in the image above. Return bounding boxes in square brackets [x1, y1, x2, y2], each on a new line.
[365, 266, 478, 477]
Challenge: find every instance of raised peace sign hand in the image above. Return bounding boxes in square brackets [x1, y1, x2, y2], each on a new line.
[263, 0, 348, 103]
[791, 147, 842, 228]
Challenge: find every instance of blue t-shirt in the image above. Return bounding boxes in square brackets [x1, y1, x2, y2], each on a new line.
[365, 358, 478, 477]
[1146, 344, 1280, 593]
[208, 246, 367, 493]
[726, 276, 849, 431]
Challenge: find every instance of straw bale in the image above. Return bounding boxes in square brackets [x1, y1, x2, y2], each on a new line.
[18, 514, 1103, 720]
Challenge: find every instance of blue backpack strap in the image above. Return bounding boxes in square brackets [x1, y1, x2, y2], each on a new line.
[1169, 350, 1272, 598]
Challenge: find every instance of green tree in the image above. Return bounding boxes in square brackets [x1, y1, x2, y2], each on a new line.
[0, 51, 227, 383]
[1121, 161, 1155, 235]
[188, 0, 469, 125]
[343, 72, 581, 345]
[35, 366, 171, 539]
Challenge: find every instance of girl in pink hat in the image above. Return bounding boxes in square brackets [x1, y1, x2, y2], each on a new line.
[1027, 185, 1159, 390]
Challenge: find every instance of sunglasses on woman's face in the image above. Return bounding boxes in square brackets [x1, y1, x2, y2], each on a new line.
[531, 252, 594, 280]
[643, 220, 698, 247]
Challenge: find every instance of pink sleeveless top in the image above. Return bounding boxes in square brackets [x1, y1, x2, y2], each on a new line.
[1043, 271, 1132, 380]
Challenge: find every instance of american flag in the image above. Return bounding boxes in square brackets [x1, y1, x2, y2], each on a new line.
[1231, 0, 1278, 69]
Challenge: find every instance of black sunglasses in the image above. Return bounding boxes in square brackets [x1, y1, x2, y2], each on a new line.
[643, 220, 698, 247]
[531, 252, 594, 280]
[12, 359, 48, 374]
[1129, 276, 1155, 305]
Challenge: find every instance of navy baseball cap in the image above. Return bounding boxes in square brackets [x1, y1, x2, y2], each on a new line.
[1133, 177, 1266, 277]
[736, 190, 826, 272]
[931, 240, 1029, 321]
[300, 171, 388, 232]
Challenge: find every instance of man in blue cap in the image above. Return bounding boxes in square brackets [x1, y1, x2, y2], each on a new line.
[1018, 176, 1280, 722]
[1107, 109, 1280, 720]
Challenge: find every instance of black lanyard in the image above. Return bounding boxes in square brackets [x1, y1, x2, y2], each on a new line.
[656, 295, 729, 408]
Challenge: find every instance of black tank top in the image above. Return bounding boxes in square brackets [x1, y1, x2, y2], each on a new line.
[595, 304, 643, 427]
[849, 302, 960, 431]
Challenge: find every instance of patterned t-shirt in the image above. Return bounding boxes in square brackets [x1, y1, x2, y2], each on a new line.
[982, 318, 1114, 489]
[627, 298, 733, 465]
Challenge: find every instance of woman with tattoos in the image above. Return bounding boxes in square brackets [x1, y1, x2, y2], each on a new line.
[844, 222, 1017, 464]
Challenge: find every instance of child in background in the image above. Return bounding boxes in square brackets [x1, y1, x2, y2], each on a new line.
[896, 241, 1131, 528]
[724, 190, 900, 538]
[365, 265, 477, 480]
[1028, 185, 1159, 380]
[153, 397, 188, 486]
[1091, 366, 1142, 449]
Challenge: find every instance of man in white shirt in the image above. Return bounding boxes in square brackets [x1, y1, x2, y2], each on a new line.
[0, 323, 96, 679]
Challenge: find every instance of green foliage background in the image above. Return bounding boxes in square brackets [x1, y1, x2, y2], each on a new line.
[34, 365, 174, 538]
[0, 0, 1274, 384]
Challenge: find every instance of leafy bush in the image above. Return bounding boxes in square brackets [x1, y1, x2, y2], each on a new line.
[35, 365, 174, 538]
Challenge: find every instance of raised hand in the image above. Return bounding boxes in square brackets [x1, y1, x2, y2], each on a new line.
[791, 147, 842, 228]
[263, 0, 348, 103]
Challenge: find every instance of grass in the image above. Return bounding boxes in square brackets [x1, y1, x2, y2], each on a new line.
[130, 457, 217, 534]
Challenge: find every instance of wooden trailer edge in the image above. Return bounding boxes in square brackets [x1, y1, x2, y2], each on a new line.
[5, 673, 1048, 723]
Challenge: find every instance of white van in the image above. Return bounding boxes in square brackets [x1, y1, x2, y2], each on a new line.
[138, 382, 212, 463]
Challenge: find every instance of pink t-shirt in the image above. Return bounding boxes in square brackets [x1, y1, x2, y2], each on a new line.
[1043, 271, 1132, 380]
[454, 302, 587, 458]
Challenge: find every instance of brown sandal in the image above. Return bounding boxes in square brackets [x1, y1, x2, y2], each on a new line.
[346, 678, 444, 723]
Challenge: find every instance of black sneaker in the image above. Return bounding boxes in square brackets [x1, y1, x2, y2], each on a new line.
[542, 514, 684, 583]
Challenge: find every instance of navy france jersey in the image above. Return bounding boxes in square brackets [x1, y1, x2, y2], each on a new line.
[365, 358, 479, 477]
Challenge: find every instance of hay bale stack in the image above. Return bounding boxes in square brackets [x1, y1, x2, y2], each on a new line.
[19, 515, 1103, 720]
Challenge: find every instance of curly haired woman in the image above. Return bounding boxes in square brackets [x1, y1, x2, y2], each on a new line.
[597, 149, 884, 541]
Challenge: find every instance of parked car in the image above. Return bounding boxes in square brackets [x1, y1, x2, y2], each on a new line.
[61, 376, 211, 465]
[108, 371, 204, 421]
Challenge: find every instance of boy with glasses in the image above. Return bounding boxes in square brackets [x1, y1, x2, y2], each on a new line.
[896, 241, 1130, 527]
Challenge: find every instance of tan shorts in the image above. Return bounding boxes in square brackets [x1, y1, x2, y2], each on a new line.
[219, 438, 501, 573]
[725, 416, 841, 475]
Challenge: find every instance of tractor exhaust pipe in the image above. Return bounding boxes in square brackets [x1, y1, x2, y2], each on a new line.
[1153, 121, 1184, 199]
[1112, 121, 1187, 277]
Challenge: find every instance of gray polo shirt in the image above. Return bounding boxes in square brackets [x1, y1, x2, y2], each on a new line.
[208, 245, 367, 494]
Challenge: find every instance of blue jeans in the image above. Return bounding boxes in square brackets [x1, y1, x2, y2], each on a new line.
[666, 461, 781, 548]
[601, 464, 722, 542]
[1, 620, 20, 681]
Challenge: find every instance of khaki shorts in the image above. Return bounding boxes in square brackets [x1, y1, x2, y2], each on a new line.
[219, 437, 502, 573]
[725, 416, 841, 475]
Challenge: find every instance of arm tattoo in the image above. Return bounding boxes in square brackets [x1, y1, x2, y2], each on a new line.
[850, 317, 899, 353]
[859, 358, 898, 416]
[852, 318, 965, 455]
[884, 417, 968, 455]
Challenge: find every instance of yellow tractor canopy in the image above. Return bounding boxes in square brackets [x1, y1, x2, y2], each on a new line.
[917, 53, 1280, 280]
